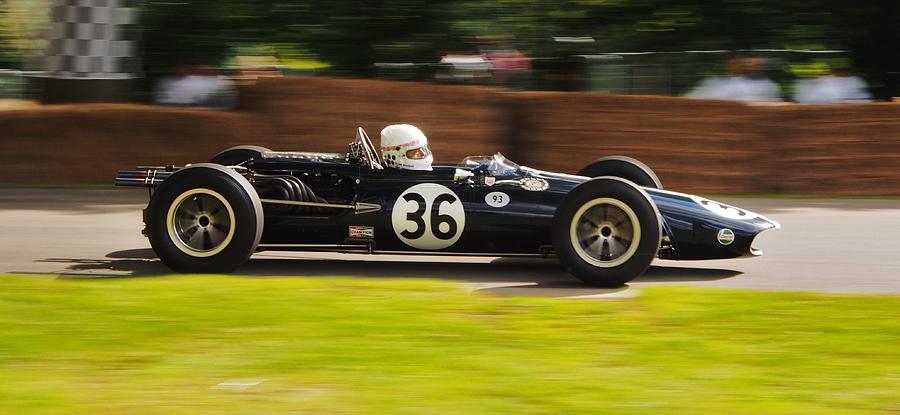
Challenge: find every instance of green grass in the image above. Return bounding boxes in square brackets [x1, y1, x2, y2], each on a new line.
[1, 274, 898, 414]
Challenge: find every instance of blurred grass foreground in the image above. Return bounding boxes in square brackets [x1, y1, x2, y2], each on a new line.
[1, 274, 898, 414]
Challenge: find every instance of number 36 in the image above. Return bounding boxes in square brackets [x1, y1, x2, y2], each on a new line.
[400, 193, 458, 240]
[391, 183, 467, 250]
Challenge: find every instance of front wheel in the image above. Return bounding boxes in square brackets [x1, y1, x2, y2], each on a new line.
[552, 177, 662, 287]
[577, 156, 662, 189]
[146, 164, 263, 273]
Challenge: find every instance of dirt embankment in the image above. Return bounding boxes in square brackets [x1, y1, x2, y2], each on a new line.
[1, 76, 898, 195]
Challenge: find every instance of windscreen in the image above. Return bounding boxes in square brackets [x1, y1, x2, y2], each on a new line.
[457, 153, 521, 178]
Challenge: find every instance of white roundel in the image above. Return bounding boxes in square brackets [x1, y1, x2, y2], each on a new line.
[391, 183, 466, 250]
[690, 195, 759, 220]
[485, 191, 510, 208]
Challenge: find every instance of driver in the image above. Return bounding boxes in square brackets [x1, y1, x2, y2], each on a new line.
[380, 124, 433, 171]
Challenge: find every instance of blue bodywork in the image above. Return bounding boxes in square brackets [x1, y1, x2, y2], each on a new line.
[244, 152, 779, 260]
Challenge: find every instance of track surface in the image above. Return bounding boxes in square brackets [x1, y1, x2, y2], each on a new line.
[1, 188, 898, 297]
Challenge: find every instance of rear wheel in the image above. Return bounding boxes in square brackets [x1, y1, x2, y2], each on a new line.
[209, 145, 271, 166]
[577, 156, 662, 189]
[553, 177, 661, 287]
[146, 164, 263, 273]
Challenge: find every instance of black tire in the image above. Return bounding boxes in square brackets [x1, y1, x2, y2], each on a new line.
[146, 163, 263, 273]
[577, 156, 662, 189]
[552, 177, 662, 287]
[209, 145, 271, 166]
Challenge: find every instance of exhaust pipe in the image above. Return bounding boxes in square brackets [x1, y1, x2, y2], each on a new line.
[114, 169, 174, 187]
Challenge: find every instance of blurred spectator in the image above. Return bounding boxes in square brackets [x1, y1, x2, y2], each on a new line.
[476, 36, 532, 88]
[155, 65, 237, 109]
[687, 57, 782, 102]
[482, 49, 531, 86]
[793, 67, 872, 103]
[435, 53, 491, 82]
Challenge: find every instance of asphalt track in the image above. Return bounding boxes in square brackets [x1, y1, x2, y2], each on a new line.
[1, 188, 898, 298]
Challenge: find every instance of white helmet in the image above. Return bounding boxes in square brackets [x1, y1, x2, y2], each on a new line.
[380, 124, 433, 171]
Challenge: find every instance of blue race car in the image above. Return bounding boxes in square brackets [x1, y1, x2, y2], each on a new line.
[115, 127, 779, 286]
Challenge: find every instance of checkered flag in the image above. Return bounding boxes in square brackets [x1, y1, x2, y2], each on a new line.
[44, 0, 142, 79]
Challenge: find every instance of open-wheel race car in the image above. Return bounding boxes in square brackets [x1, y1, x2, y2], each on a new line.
[115, 127, 779, 287]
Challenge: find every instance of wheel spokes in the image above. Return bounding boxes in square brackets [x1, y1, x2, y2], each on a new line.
[600, 240, 611, 260]
[206, 225, 227, 245]
[576, 201, 637, 264]
[195, 195, 205, 212]
[187, 226, 206, 248]
[202, 230, 213, 251]
[171, 190, 234, 254]
[178, 202, 200, 219]
[183, 225, 199, 240]
[606, 237, 628, 257]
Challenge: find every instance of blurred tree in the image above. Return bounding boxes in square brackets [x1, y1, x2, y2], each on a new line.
[268, 0, 464, 77]
[0, 0, 50, 69]
[138, 0, 900, 98]
[141, 0, 272, 78]
[0, 1, 14, 68]
[839, 0, 900, 100]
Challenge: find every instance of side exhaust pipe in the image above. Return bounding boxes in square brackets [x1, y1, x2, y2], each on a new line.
[114, 168, 176, 187]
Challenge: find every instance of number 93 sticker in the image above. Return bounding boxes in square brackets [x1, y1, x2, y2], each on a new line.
[391, 183, 465, 250]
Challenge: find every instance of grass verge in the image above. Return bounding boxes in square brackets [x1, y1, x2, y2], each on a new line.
[1, 274, 898, 414]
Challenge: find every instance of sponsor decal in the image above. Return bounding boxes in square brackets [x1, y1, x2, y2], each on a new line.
[349, 226, 374, 239]
[485, 191, 510, 208]
[717, 228, 735, 245]
[484, 176, 496, 186]
[391, 183, 466, 250]
[520, 177, 549, 191]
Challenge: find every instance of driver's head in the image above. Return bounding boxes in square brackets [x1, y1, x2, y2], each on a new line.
[380, 124, 433, 171]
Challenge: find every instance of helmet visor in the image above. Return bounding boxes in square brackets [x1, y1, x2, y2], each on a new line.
[405, 146, 432, 160]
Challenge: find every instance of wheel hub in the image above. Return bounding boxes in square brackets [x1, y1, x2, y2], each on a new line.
[570, 197, 641, 268]
[166, 188, 236, 257]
